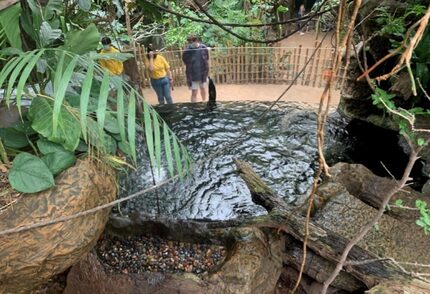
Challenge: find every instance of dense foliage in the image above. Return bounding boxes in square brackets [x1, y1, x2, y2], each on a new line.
[0, 0, 191, 193]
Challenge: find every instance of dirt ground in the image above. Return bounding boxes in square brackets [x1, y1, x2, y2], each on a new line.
[143, 84, 339, 106]
[143, 32, 339, 106]
[279, 30, 334, 48]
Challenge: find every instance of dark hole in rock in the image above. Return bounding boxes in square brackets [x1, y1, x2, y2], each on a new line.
[345, 119, 427, 191]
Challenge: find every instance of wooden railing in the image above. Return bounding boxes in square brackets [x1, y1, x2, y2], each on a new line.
[134, 44, 342, 89]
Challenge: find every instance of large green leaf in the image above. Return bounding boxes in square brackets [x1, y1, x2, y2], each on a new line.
[0, 128, 28, 148]
[12, 119, 36, 135]
[19, 1, 41, 43]
[36, 137, 67, 154]
[104, 113, 120, 134]
[8, 152, 54, 193]
[29, 97, 80, 151]
[61, 24, 100, 55]
[39, 21, 62, 46]
[42, 151, 76, 175]
[42, 0, 63, 20]
[0, 3, 22, 49]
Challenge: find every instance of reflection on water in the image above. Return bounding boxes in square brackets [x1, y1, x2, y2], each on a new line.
[118, 102, 350, 220]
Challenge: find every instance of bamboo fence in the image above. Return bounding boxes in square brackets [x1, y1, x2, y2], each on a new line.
[134, 44, 343, 89]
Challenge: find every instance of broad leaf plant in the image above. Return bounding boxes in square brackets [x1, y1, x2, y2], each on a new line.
[0, 0, 191, 193]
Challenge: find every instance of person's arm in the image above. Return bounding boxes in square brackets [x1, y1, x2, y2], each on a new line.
[148, 52, 155, 71]
[182, 48, 190, 64]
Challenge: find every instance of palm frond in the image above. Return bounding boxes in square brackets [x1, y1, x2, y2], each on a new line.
[163, 121, 174, 177]
[53, 55, 78, 136]
[0, 48, 193, 177]
[79, 62, 94, 141]
[96, 72, 110, 142]
[127, 90, 137, 162]
[143, 101, 155, 169]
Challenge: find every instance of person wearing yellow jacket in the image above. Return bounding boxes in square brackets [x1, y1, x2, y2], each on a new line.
[146, 47, 174, 104]
[99, 37, 124, 76]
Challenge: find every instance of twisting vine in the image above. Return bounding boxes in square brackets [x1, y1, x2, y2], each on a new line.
[291, 1, 363, 293]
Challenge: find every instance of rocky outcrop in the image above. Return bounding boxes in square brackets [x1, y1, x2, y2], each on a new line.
[0, 159, 117, 292]
[65, 161, 430, 293]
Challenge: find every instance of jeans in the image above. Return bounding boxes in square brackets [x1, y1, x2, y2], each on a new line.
[150, 76, 173, 104]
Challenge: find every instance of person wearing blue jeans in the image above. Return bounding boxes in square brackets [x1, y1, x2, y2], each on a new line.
[150, 77, 173, 104]
[146, 48, 174, 104]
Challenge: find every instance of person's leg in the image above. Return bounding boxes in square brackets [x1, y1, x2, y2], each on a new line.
[200, 79, 208, 101]
[200, 85, 207, 101]
[151, 79, 164, 104]
[161, 77, 173, 104]
[190, 81, 198, 102]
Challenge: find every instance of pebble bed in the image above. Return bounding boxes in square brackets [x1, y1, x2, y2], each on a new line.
[0, 169, 22, 213]
[96, 234, 226, 276]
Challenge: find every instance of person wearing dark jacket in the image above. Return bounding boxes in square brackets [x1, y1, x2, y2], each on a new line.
[182, 35, 210, 102]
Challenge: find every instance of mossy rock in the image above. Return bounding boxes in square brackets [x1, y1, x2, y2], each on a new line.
[0, 159, 117, 293]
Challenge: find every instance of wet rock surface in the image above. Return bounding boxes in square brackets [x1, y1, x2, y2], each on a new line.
[315, 163, 430, 272]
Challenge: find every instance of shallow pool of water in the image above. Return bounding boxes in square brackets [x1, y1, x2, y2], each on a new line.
[118, 101, 350, 220]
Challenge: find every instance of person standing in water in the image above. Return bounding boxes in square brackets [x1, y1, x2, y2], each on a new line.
[182, 35, 210, 103]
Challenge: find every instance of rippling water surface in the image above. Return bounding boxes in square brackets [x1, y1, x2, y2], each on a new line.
[118, 101, 350, 220]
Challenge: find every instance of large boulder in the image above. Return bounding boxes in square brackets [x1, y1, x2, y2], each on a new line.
[0, 159, 116, 292]
[314, 163, 430, 272]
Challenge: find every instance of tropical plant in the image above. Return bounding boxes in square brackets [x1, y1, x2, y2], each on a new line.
[153, 0, 276, 48]
[0, 0, 191, 193]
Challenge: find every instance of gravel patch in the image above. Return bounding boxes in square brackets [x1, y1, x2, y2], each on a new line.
[96, 234, 226, 276]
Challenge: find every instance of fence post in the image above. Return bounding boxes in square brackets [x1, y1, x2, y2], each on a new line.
[301, 47, 309, 85]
